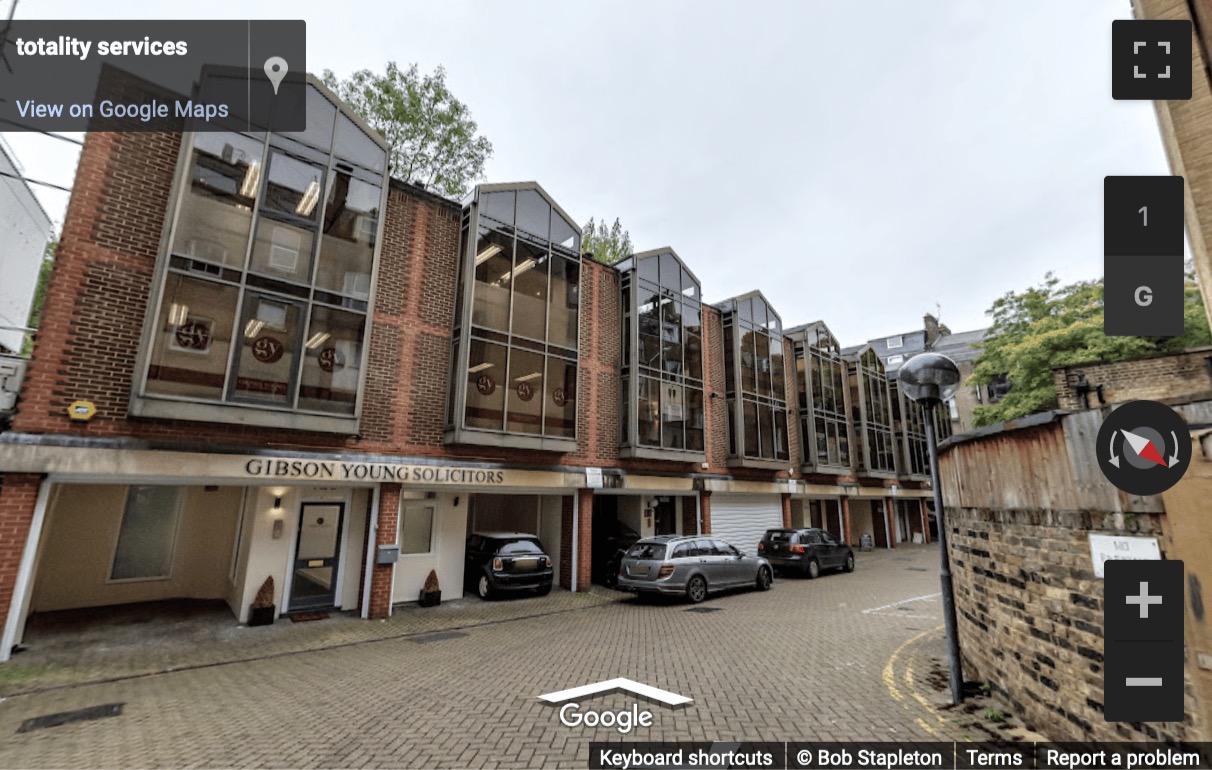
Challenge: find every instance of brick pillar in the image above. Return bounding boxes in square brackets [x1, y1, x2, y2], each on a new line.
[781, 493, 792, 528]
[576, 488, 593, 592]
[885, 498, 897, 548]
[0, 474, 43, 645]
[681, 495, 698, 535]
[368, 483, 400, 619]
[699, 490, 712, 534]
[841, 496, 852, 546]
[560, 495, 574, 589]
[920, 499, 931, 544]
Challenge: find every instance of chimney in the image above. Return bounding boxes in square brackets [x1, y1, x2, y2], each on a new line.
[924, 313, 941, 349]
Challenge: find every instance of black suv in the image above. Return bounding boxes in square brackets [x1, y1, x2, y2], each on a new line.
[758, 528, 854, 578]
[464, 532, 554, 600]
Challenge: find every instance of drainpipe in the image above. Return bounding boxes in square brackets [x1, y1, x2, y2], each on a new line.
[570, 491, 579, 593]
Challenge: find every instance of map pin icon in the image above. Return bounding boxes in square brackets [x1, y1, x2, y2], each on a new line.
[264, 56, 288, 96]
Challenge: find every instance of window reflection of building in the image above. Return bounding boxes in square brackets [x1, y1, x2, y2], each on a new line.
[616, 249, 705, 460]
[446, 183, 582, 450]
[135, 80, 389, 433]
[891, 380, 929, 478]
[792, 322, 853, 473]
[719, 292, 789, 467]
[849, 348, 897, 475]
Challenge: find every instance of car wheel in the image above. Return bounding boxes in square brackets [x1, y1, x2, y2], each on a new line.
[477, 574, 494, 600]
[756, 566, 773, 591]
[843, 553, 855, 573]
[805, 558, 821, 579]
[685, 575, 708, 604]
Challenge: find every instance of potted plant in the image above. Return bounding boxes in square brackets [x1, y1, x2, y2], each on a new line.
[248, 575, 276, 626]
[419, 569, 441, 607]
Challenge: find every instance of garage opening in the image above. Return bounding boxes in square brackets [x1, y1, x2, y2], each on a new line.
[466, 493, 564, 586]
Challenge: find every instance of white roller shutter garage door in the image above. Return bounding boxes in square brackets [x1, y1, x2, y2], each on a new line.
[709, 494, 783, 556]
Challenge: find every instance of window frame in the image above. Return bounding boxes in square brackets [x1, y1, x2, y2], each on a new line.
[130, 79, 390, 435]
[721, 292, 790, 469]
[399, 502, 437, 556]
[108, 485, 184, 584]
[444, 182, 583, 452]
[618, 249, 706, 463]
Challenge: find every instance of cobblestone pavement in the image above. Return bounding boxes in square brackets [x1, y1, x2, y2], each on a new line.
[0, 545, 973, 768]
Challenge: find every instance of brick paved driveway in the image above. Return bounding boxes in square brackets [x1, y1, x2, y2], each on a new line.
[0, 545, 966, 768]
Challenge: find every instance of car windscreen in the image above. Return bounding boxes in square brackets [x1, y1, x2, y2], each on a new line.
[626, 542, 667, 560]
[498, 540, 543, 555]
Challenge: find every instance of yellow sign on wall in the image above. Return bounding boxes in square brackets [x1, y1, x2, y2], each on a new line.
[67, 400, 97, 421]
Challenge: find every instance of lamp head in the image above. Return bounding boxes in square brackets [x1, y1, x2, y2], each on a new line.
[897, 352, 960, 406]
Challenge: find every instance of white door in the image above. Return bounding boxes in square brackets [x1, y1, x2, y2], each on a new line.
[708, 494, 783, 556]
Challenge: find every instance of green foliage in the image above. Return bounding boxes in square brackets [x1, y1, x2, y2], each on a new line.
[322, 62, 493, 198]
[582, 217, 633, 264]
[21, 241, 55, 356]
[982, 707, 1007, 723]
[971, 272, 1212, 426]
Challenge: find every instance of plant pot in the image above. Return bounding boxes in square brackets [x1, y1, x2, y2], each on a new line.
[248, 604, 276, 626]
[418, 590, 441, 608]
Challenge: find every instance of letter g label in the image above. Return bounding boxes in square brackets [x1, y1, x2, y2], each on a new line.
[1135, 286, 1153, 306]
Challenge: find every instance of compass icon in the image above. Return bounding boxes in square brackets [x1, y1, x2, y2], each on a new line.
[1097, 400, 1191, 496]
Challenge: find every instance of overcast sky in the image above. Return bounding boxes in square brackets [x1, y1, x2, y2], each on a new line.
[3, 0, 1173, 345]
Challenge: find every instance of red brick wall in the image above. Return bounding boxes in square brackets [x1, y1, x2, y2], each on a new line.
[559, 495, 573, 589]
[699, 490, 712, 535]
[781, 493, 792, 528]
[681, 495, 698, 535]
[575, 488, 593, 591]
[0, 474, 42, 639]
[368, 483, 401, 618]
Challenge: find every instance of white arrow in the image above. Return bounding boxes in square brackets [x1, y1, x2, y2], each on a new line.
[1170, 430, 1182, 467]
[537, 678, 693, 707]
[1109, 431, 1120, 468]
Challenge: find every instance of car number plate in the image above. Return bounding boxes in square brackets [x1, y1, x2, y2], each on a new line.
[631, 565, 649, 575]
[513, 558, 538, 570]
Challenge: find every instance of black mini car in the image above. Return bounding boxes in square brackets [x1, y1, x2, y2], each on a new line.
[758, 527, 855, 578]
[464, 532, 554, 600]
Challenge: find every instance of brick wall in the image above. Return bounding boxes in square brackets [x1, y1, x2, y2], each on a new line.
[0, 474, 42, 632]
[948, 506, 1197, 742]
[1053, 348, 1212, 410]
[368, 483, 401, 618]
[940, 412, 1201, 742]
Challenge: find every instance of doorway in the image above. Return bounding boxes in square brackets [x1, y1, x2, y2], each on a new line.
[289, 502, 345, 612]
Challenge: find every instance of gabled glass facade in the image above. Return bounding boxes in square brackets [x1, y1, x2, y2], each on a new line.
[792, 322, 853, 473]
[850, 348, 897, 475]
[719, 292, 789, 467]
[445, 183, 582, 450]
[890, 379, 928, 478]
[134, 81, 389, 434]
[616, 249, 705, 460]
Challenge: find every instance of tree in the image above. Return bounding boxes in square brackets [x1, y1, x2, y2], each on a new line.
[581, 217, 633, 264]
[21, 241, 55, 356]
[970, 271, 1212, 426]
[321, 63, 493, 198]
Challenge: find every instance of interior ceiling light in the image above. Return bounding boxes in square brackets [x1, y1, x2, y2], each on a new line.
[514, 371, 543, 382]
[467, 362, 494, 373]
[168, 303, 189, 326]
[475, 244, 503, 266]
[296, 180, 321, 217]
[239, 160, 261, 198]
[305, 331, 332, 349]
[244, 319, 265, 339]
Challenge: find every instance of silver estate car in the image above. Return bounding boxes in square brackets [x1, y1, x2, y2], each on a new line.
[615, 535, 773, 603]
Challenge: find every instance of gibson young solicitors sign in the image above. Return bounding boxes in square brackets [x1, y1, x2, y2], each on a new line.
[244, 458, 506, 485]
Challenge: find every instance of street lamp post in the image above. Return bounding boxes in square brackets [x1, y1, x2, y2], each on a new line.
[898, 352, 964, 706]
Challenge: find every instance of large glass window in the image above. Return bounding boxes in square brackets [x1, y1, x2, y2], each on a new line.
[853, 349, 896, 473]
[447, 184, 581, 444]
[110, 486, 181, 581]
[143, 84, 388, 426]
[722, 293, 788, 463]
[618, 250, 705, 456]
[795, 324, 852, 470]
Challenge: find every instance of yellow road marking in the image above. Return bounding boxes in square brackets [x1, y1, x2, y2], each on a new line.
[883, 624, 948, 736]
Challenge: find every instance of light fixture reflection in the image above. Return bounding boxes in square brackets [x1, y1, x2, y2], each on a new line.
[239, 160, 261, 198]
[305, 332, 332, 349]
[296, 180, 321, 217]
[468, 362, 494, 373]
[168, 303, 189, 326]
[475, 244, 503, 266]
[244, 319, 265, 338]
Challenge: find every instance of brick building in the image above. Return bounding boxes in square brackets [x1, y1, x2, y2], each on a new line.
[0, 77, 938, 660]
